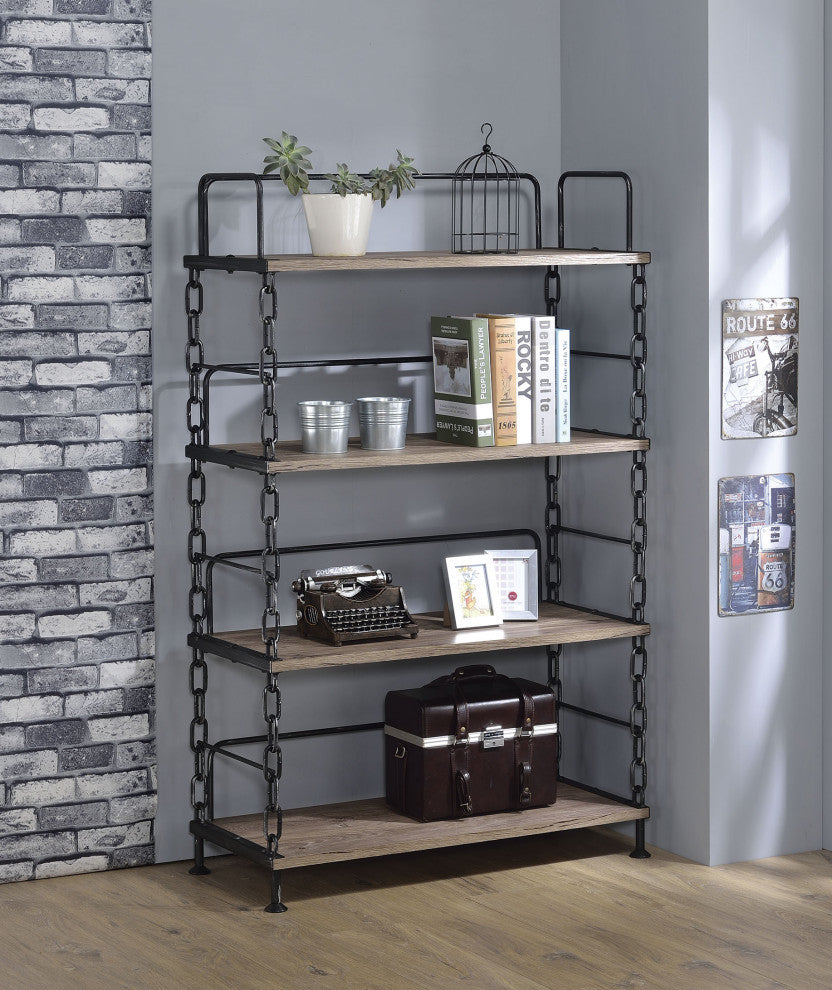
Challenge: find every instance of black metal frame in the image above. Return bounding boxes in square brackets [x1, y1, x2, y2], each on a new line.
[199, 354, 432, 449]
[192, 169, 542, 264]
[202, 527, 543, 637]
[548, 171, 649, 857]
[184, 169, 649, 912]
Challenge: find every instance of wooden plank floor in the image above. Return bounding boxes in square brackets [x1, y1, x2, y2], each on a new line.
[1, 827, 832, 989]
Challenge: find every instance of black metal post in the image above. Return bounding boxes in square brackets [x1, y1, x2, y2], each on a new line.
[630, 819, 650, 859]
[265, 870, 288, 913]
[188, 830, 210, 875]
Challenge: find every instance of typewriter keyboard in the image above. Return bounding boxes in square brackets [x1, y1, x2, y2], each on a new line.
[327, 604, 412, 634]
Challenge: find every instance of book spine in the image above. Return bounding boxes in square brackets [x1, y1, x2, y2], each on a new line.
[470, 321, 495, 445]
[532, 316, 556, 443]
[432, 316, 495, 447]
[514, 316, 533, 444]
[555, 327, 571, 442]
[488, 317, 517, 446]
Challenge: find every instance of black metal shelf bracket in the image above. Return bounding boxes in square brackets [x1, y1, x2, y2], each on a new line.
[194, 171, 542, 261]
[202, 527, 543, 637]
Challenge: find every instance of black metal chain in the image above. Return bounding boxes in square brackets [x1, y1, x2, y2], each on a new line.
[543, 259, 564, 766]
[547, 643, 563, 766]
[258, 274, 281, 663]
[544, 452, 563, 765]
[544, 265, 561, 320]
[257, 273, 283, 855]
[543, 266, 563, 766]
[260, 476, 280, 660]
[259, 274, 278, 460]
[544, 455, 562, 604]
[629, 264, 648, 807]
[262, 671, 283, 856]
[186, 267, 209, 821]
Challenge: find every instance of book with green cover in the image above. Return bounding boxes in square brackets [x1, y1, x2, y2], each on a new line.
[431, 316, 495, 447]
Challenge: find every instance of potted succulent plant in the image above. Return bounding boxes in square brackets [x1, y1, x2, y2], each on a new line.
[262, 132, 418, 257]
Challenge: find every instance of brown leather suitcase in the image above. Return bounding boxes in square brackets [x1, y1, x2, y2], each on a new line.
[384, 664, 558, 821]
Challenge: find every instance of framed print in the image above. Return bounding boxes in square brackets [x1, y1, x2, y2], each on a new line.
[484, 549, 539, 620]
[443, 554, 502, 630]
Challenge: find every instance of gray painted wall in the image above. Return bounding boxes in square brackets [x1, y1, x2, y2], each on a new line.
[562, 0, 825, 865]
[708, 0, 823, 866]
[153, 0, 561, 862]
[561, 0, 711, 863]
[155, 1, 829, 867]
[826, 0, 832, 855]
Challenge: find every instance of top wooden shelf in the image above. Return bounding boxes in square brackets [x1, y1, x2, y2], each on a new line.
[183, 247, 651, 274]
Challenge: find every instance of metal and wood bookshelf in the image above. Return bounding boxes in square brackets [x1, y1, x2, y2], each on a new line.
[185, 170, 650, 912]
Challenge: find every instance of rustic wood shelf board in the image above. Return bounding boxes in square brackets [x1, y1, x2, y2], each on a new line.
[184, 247, 651, 274]
[197, 602, 650, 673]
[208, 784, 649, 871]
[187, 430, 650, 475]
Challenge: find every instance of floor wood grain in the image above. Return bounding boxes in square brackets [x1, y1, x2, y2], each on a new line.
[1, 828, 831, 989]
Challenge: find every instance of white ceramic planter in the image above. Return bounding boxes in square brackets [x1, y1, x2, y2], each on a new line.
[301, 193, 374, 256]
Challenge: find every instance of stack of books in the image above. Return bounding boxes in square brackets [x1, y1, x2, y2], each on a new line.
[430, 314, 570, 448]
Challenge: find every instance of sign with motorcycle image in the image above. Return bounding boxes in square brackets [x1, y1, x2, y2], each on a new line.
[721, 296, 798, 439]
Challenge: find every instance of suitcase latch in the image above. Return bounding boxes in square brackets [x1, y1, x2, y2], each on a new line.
[482, 726, 504, 750]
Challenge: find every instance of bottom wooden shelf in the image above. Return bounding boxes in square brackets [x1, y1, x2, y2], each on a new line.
[197, 783, 649, 871]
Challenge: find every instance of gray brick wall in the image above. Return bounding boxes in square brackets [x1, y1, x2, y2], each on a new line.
[0, 0, 154, 881]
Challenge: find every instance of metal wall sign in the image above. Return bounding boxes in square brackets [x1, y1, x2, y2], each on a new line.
[718, 474, 795, 616]
[721, 297, 798, 439]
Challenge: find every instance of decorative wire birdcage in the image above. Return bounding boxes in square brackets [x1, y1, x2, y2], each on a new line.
[452, 123, 520, 254]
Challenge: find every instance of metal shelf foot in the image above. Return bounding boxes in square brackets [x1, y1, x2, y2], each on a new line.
[188, 831, 211, 874]
[265, 870, 288, 913]
[629, 818, 651, 859]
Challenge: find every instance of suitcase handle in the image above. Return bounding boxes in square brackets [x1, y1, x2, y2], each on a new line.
[451, 664, 496, 680]
[431, 663, 534, 742]
[428, 665, 496, 689]
[431, 665, 537, 731]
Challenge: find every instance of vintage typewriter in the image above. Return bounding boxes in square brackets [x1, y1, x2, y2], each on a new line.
[292, 565, 419, 647]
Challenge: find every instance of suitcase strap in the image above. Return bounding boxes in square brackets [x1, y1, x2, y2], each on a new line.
[514, 688, 535, 809]
[444, 672, 537, 815]
[451, 686, 472, 816]
[392, 743, 408, 811]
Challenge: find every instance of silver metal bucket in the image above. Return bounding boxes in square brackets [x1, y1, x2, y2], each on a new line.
[298, 400, 353, 454]
[356, 396, 410, 450]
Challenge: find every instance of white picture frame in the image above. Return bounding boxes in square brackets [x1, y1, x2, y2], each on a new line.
[484, 549, 539, 620]
[443, 554, 503, 630]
